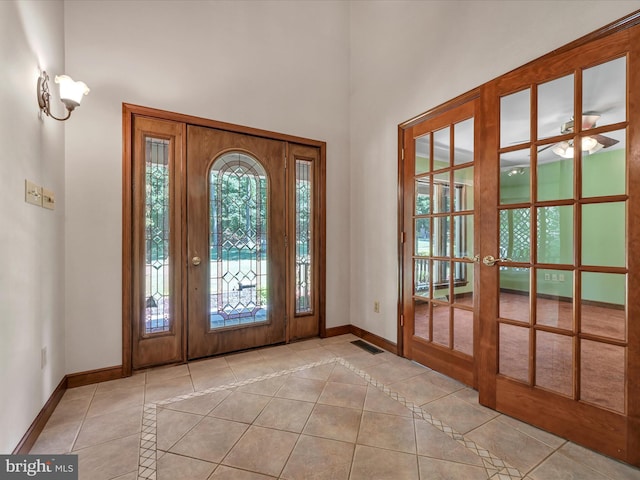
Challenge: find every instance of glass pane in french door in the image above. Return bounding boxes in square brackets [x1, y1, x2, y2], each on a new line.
[496, 56, 628, 410]
[412, 115, 475, 357]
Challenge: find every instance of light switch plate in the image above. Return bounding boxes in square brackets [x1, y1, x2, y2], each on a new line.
[42, 188, 55, 210]
[25, 180, 42, 207]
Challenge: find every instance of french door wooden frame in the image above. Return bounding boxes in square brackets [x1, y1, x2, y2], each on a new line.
[122, 104, 326, 372]
[398, 12, 640, 466]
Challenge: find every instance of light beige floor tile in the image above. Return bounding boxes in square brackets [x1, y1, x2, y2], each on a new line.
[320, 334, 359, 344]
[253, 397, 314, 433]
[190, 366, 237, 391]
[317, 382, 367, 409]
[209, 465, 276, 479]
[530, 451, 610, 480]
[237, 375, 288, 396]
[286, 338, 324, 351]
[558, 442, 640, 480]
[294, 348, 337, 363]
[111, 472, 137, 480]
[466, 417, 554, 474]
[188, 356, 230, 375]
[322, 341, 367, 358]
[418, 370, 466, 394]
[170, 417, 248, 463]
[417, 456, 487, 480]
[361, 361, 425, 385]
[30, 419, 81, 454]
[280, 434, 354, 480]
[350, 445, 419, 480]
[421, 394, 498, 434]
[414, 418, 483, 467]
[496, 415, 566, 449]
[291, 363, 335, 381]
[144, 375, 194, 403]
[147, 364, 191, 384]
[157, 452, 216, 480]
[222, 425, 299, 477]
[229, 362, 277, 381]
[62, 383, 98, 400]
[388, 373, 450, 405]
[344, 351, 395, 369]
[357, 410, 416, 454]
[86, 385, 145, 418]
[224, 349, 265, 367]
[327, 364, 369, 386]
[302, 404, 362, 443]
[276, 376, 326, 403]
[73, 433, 140, 480]
[74, 404, 142, 450]
[258, 344, 296, 361]
[262, 355, 312, 371]
[363, 385, 413, 417]
[157, 408, 203, 451]
[164, 390, 232, 416]
[209, 391, 271, 423]
[45, 394, 93, 428]
[94, 373, 145, 394]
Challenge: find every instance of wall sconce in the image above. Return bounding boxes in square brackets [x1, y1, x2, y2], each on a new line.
[37, 71, 89, 121]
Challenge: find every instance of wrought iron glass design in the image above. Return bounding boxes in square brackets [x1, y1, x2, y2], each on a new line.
[296, 160, 313, 314]
[144, 138, 171, 334]
[209, 153, 268, 329]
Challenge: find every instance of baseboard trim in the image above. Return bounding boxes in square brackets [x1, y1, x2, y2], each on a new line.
[325, 324, 398, 355]
[12, 376, 67, 454]
[66, 365, 124, 389]
[13, 364, 124, 453]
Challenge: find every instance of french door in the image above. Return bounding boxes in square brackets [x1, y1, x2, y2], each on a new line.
[401, 99, 479, 387]
[125, 107, 325, 370]
[400, 23, 640, 465]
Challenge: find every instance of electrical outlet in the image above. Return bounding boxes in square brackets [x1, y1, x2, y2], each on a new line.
[374, 301, 380, 313]
[544, 273, 550, 281]
[558, 273, 565, 282]
[551, 274, 558, 281]
[42, 188, 55, 210]
[41, 347, 47, 369]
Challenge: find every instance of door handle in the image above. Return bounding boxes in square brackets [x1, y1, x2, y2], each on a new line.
[482, 255, 512, 267]
[462, 254, 480, 263]
[192, 256, 202, 266]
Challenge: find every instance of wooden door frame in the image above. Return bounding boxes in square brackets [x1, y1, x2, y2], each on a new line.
[122, 103, 327, 376]
[398, 10, 640, 467]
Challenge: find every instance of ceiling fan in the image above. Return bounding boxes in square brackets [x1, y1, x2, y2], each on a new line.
[543, 113, 619, 158]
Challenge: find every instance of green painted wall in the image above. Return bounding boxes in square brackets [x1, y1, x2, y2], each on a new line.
[499, 148, 625, 306]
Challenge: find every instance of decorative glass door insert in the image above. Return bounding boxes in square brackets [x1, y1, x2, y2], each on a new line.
[209, 153, 268, 329]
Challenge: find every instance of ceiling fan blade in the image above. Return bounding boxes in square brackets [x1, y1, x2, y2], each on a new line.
[537, 144, 555, 153]
[591, 134, 619, 148]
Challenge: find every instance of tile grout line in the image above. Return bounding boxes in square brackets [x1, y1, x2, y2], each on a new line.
[336, 358, 525, 480]
[136, 355, 524, 480]
[136, 357, 337, 480]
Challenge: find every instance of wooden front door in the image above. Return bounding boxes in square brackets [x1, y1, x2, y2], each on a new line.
[401, 99, 479, 387]
[186, 126, 287, 359]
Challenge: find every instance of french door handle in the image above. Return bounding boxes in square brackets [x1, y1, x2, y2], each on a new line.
[482, 255, 512, 267]
[462, 254, 480, 263]
[192, 256, 202, 266]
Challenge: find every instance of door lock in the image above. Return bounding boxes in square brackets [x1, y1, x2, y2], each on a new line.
[192, 256, 202, 266]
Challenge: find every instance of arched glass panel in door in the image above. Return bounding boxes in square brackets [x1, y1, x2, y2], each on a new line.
[209, 152, 268, 329]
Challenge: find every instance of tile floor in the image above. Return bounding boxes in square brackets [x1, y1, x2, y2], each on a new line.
[30, 334, 640, 480]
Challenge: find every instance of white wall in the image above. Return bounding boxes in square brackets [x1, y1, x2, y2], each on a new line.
[348, 0, 640, 342]
[0, 0, 66, 453]
[63, 0, 351, 373]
